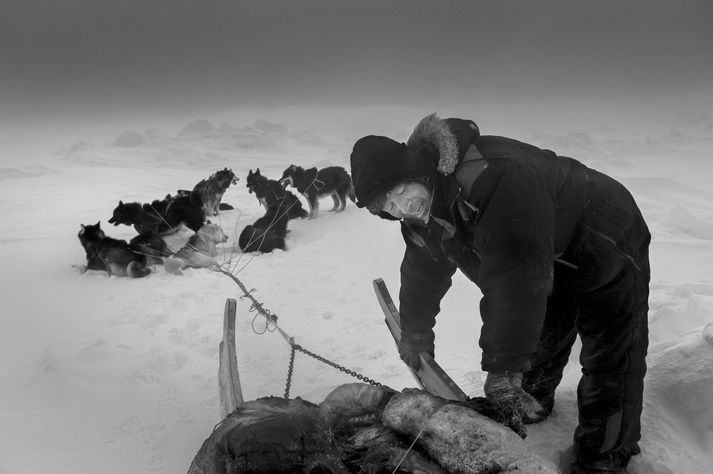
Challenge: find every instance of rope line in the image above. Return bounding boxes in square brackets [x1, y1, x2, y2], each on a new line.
[392, 421, 428, 474]
[226, 175, 324, 274]
[214, 268, 388, 397]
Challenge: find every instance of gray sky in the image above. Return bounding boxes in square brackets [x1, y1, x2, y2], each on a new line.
[1, 0, 711, 122]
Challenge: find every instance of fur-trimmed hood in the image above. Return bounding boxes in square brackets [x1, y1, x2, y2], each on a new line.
[349, 114, 480, 216]
[407, 113, 480, 176]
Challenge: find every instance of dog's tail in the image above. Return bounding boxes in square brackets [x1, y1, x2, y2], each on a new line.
[162, 256, 186, 275]
[346, 175, 356, 202]
[127, 260, 151, 278]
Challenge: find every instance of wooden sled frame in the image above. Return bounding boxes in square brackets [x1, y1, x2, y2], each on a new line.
[373, 278, 468, 401]
[218, 298, 244, 417]
[216, 276, 468, 418]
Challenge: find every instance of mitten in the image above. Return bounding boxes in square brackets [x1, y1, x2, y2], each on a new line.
[398, 329, 435, 371]
[484, 372, 546, 438]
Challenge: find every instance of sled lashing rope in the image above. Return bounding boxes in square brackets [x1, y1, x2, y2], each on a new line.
[217, 269, 387, 398]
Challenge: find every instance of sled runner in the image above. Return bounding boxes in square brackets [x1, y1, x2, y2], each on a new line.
[218, 298, 244, 417]
[373, 278, 468, 401]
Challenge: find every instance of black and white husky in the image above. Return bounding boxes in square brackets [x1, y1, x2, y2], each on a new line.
[77, 222, 151, 278]
[278, 165, 355, 218]
[246, 168, 308, 220]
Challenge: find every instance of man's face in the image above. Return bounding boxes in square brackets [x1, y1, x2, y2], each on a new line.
[381, 181, 432, 224]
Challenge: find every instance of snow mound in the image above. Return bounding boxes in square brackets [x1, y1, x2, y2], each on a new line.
[66, 140, 96, 155]
[649, 324, 713, 437]
[254, 119, 288, 134]
[114, 130, 149, 147]
[61, 140, 100, 164]
[540, 132, 606, 158]
[178, 119, 217, 137]
[0, 165, 58, 180]
[661, 205, 713, 240]
[678, 112, 713, 137]
[637, 324, 713, 473]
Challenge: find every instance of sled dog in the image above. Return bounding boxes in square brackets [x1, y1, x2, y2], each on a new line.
[77, 222, 150, 278]
[190, 168, 239, 217]
[246, 168, 308, 220]
[109, 194, 205, 235]
[279, 165, 355, 218]
[108, 199, 164, 234]
[238, 196, 292, 253]
[129, 231, 170, 266]
[164, 221, 229, 274]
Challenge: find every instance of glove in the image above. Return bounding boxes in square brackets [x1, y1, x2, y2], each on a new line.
[398, 329, 435, 371]
[484, 372, 547, 438]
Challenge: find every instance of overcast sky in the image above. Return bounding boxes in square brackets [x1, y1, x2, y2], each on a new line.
[1, 0, 711, 124]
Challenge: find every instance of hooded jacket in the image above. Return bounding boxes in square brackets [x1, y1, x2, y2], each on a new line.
[388, 114, 596, 373]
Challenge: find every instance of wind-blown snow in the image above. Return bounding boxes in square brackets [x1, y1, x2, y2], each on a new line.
[1, 108, 712, 473]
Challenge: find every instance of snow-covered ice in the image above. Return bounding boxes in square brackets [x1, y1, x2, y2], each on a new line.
[1, 107, 712, 473]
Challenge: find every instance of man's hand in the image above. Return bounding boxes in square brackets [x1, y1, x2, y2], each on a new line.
[484, 372, 547, 438]
[398, 329, 435, 371]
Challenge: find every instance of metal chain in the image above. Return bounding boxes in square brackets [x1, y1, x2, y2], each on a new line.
[284, 343, 296, 399]
[218, 270, 388, 397]
[293, 343, 385, 387]
[284, 342, 385, 399]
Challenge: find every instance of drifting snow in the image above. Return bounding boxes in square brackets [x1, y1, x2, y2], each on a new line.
[1, 111, 712, 473]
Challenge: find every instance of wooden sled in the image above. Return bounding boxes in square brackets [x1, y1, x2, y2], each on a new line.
[218, 298, 244, 417]
[373, 278, 468, 401]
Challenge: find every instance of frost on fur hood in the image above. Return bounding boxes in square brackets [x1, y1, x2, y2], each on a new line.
[407, 113, 480, 176]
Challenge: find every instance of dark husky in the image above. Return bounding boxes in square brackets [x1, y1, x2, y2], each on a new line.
[246, 168, 308, 220]
[238, 197, 292, 253]
[129, 231, 170, 266]
[77, 222, 150, 278]
[190, 168, 239, 217]
[109, 194, 204, 234]
[279, 165, 355, 218]
[108, 198, 165, 234]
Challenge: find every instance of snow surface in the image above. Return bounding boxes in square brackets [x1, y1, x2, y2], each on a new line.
[1, 107, 713, 473]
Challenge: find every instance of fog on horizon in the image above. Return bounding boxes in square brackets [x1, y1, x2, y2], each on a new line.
[1, 0, 712, 144]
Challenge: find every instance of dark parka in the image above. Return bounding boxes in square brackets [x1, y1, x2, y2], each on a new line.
[366, 115, 649, 376]
[350, 114, 651, 463]
[393, 115, 584, 372]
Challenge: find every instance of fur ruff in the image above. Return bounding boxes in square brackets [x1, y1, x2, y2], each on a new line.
[407, 113, 459, 175]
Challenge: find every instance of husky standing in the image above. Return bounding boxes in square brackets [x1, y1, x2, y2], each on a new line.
[279, 165, 355, 218]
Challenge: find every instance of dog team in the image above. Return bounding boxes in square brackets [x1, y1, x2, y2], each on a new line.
[77, 165, 355, 278]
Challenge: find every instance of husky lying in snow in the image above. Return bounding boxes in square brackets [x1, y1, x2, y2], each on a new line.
[190, 167, 239, 217]
[164, 221, 228, 275]
[77, 222, 151, 278]
[279, 164, 355, 218]
[246, 168, 308, 220]
[129, 231, 170, 266]
[238, 193, 291, 253]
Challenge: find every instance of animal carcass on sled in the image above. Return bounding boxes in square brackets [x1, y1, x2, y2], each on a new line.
[188, 383, 559, 474]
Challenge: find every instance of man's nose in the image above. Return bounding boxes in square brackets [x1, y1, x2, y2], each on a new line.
[397, 199, 419, 216]
[394, 198, 410, 214]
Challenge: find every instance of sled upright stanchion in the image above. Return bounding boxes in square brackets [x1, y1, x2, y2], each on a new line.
[219, 298, 244, 417]
[373, 278, 468, 401]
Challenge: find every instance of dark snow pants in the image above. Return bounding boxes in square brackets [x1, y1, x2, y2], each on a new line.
[522, 169, 651, 464]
